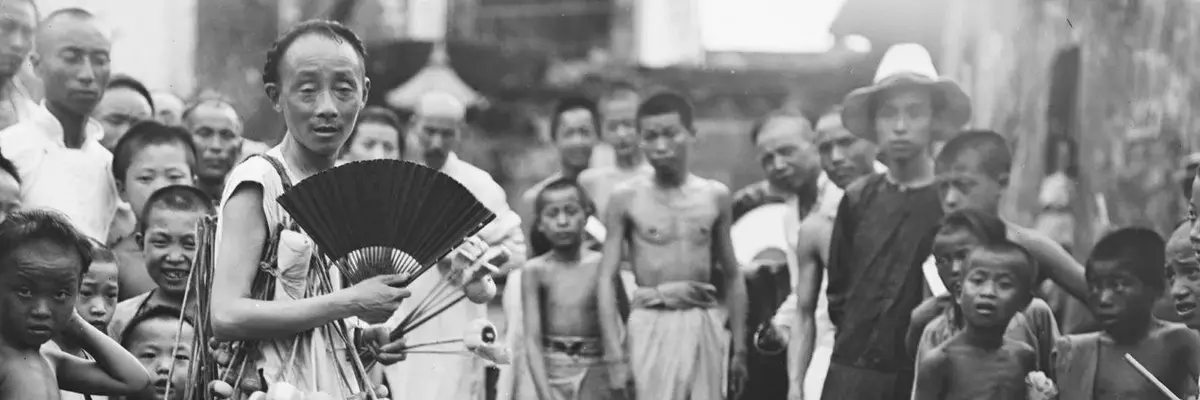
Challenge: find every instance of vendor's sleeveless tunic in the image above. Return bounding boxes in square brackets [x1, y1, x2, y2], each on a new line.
[218, 148, 364, 397]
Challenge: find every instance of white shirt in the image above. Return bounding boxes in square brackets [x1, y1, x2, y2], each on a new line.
[0, 104, 117, 242]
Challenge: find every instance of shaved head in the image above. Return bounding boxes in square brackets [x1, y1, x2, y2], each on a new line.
[34, 8, 111, 116]
[415, 91, 466, 121]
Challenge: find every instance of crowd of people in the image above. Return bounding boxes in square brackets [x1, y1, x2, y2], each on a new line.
[3, 1, 1200, 400]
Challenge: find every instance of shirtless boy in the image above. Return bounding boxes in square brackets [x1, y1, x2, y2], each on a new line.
[1053, 228, 1200, 400]
[0, 210, 150, 399]
[523, 179, 609, 400]
[578, 82, 651, 218]
[913, 242, 1039, 400]
[597, 92, 748, 400]
[1169, 220, 1200, 329]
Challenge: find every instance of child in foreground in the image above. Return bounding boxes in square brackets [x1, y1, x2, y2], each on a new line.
[118, 306, 193, 400]
[48, 243, 121, 400]
[0, 210, 151, 398]
[912, 241, 1040, 400]
[108, 122, 198, 299]
[1053, 228, 1200, 400]
[522, 179, 610, 400]
[108, 185, 214, 339]
[909, 209, 1059, 370]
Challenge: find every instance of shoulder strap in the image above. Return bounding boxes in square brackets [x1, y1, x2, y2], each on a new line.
[253, 153, 293, 191]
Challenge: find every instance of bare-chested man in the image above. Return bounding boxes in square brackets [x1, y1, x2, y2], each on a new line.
[579, 82, 652, 218]
[598, 92, 748, 400]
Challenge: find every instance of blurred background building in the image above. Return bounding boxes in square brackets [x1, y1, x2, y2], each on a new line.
[35, 0, 1200, 252]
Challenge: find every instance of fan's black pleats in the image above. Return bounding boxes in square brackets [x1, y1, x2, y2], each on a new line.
[277, 160, 497, 287]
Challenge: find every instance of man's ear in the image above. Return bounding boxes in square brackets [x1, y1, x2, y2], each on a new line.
[264, 83, 281, 111]
[134, 232, 144, 251]
[362, 77, 371, 103]
[115, 179, 126, 198]
[998, 172, 1010, 188]
[28, 53, 39, 69]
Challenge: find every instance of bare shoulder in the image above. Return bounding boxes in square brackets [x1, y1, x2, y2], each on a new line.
[693, 176, 731, 198]
[1155, 320, 1200, 345]
[581, 249, 604, 266]
[578, 167, 605, 186]
[607, 176, 647, 209]
[1024, 297, 1055, 317]
[523, 255, 550, 276]
[917, 342, 952, 372]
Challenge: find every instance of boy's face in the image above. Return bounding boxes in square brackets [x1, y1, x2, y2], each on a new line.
[141, 208, 203, 297]
[932, 226, 983, 298]
[0, 168, 20, 223]
[639, 112, 692, 174]
[873, 86, 934, 162]
[76, 261, 119, 331]
[0, 239, 82, 349]
[958, 252, 1029, 328]
[120, 143, 195, 216]
[96, 87, 153, 150]
[537, 187, 587, 249]
[554, 108, 598, 172]
[126, 318, 192, 400]
[600, 93, 640, 158]
[1167, 224, 1200, 328]
[1088, 259, 1160, 332]
[937, 151, 1006, 214]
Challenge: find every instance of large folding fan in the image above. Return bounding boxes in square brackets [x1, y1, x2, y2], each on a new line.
[276, 159, 497, 289]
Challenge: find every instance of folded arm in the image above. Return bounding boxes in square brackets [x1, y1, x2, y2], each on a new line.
[210, 184, 360, 341]
[54, 313, 152, 395]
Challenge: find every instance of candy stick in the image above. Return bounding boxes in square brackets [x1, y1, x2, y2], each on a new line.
[1124, 354, 1183, 400]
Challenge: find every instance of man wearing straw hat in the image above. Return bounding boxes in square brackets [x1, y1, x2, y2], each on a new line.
[820, 43, 971, 400]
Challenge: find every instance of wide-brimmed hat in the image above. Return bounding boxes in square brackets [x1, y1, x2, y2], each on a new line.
[840, 43, 972, 142]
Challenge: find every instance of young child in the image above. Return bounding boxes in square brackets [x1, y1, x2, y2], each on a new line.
[108, 185, 214, 339]
[0, 209, 150, 398]
[1168, 220, 1200, 330]
[118, 306, 194, 400]
[109, 121, 199, 299]
[908, 209, 1059, 370]
[521, 178, 610, 400]
[0, 152, 20, 222]
[912, 241, 1040, 400]
[48, 242, 121, 400]
[1053, 228, 1200, 400]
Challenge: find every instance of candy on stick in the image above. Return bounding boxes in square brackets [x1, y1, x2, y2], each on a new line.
[463, 318, 498, 350]
[265, 382, 303, 400]
[208, 380, 234, 399]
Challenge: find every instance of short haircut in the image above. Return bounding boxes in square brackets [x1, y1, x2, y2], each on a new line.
[939, 208, 1008, 245]
[118, 306, 193, 349]
[964, 241, 1039, 292]
[139, 185, 216, 232]
[748, 113, 813, 144]
[550, 96, 599, 140]
[529, 178, 595, 258]
[600, 81, 639, 104]
[636, 91, 695, 132]
[936, 129, 1011, 179]
[42, 7, 92, 24]
[181, 98, 242, 126]
[0, 152, 19, 184]
[263, 20, 367, 95]
[0, 209, 94, 274]
[344, 106, 405, 157]
[89, 239, 116, 265]
[111, 121, 198, 183]
[1088, 227, 1167, 293]
[106, 74, 155, 114]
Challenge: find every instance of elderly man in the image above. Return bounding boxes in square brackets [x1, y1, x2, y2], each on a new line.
[385, 91, 526, 400]
[814, 110, 884, 190]
[183, 99, 244, 201]
[820, 43, 972, 400]
[0, 8, 117, 243]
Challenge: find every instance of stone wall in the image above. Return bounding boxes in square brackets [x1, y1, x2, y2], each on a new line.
[941, 0, 1200, 255]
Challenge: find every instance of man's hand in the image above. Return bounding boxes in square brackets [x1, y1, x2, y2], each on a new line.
[609, 362, 634, 399]
[729, 352, 749, 398]
[345, 274, 411, 324]
[911, 295, 953, 328]
[362, 325, 408, 365]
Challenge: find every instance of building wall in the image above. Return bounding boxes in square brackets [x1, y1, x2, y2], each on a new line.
[942, 0, 1200, 254]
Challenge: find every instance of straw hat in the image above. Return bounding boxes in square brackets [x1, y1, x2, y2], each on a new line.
[840, 43, 972, 142]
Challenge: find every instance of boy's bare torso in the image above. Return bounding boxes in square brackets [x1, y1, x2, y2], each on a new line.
[0, 346, 60, 400]
[618, 175, 723, 286]
[533, 251, 604, 337]
[1095, 322, 1199, 400]
[935, 335, 1035, 400]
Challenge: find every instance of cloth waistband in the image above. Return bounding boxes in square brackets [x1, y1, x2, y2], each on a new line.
[543, 336, 603, 358]
[630, 281, 719, 310]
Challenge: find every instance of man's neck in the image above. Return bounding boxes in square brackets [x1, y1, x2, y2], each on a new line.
[653, 168, 688, 188]
[151, 288, 186, 308]
[1107, 315, 1155, 346]
[280, 135, 337, 180]
[197, 178, 224, 201]
[791, 173, 821, 211]
[51, 335, 82, 355]
[887, 156, 935, 187]
[550, 244, 583, 262]
[46, 101, 89, 149]
[560, 163, 586, 181]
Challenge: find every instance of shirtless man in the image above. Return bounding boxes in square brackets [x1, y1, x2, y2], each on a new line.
[579, 82, 652, 217]
[598, 92, 748, 400]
